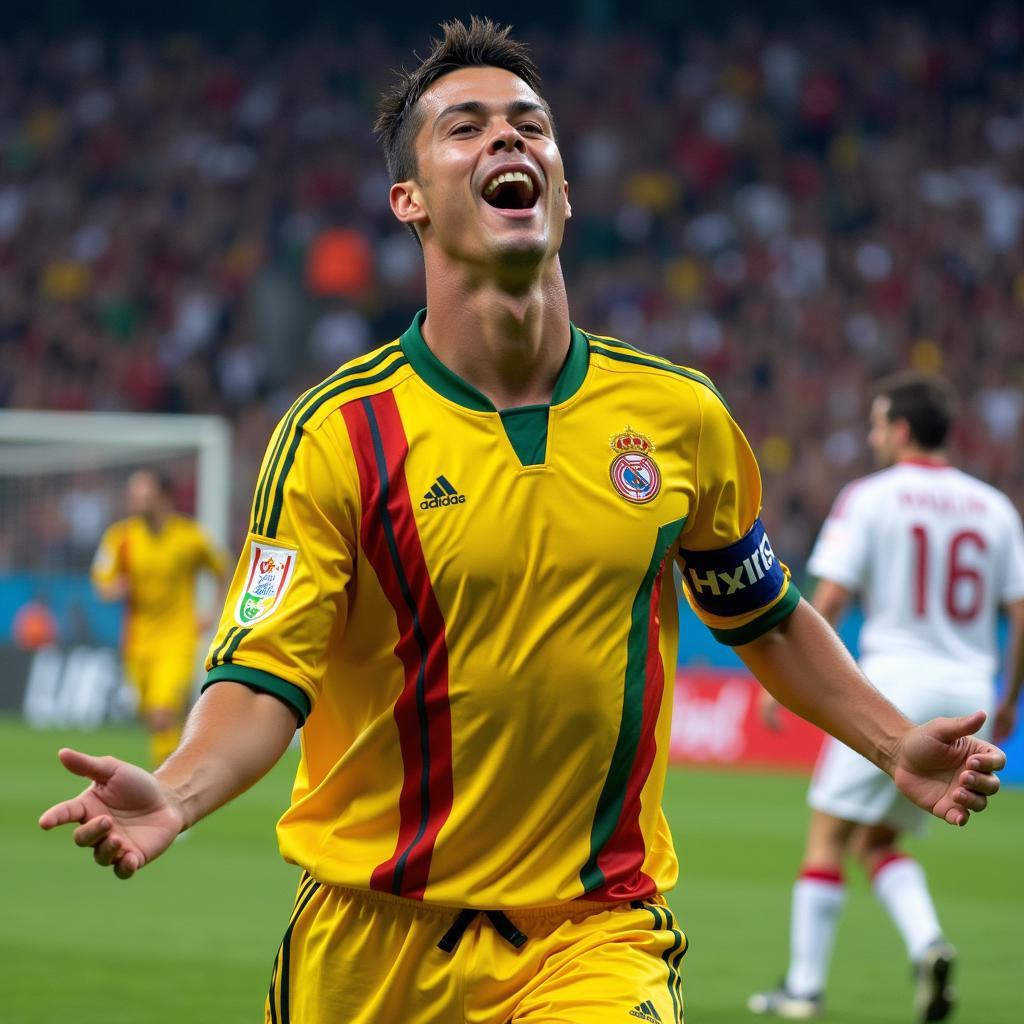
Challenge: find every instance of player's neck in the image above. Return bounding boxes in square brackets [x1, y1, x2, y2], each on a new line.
[896, 447, 948, 468]
[142, 508, 171, 533]
[421, 263, 571, 410]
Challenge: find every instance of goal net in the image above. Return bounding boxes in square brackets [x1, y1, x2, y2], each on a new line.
[0, 411, 231, 727]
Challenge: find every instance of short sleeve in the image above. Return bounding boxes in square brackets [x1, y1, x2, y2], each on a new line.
[676, 386, 800, 645]
[202, 419, 357, 724]
[806, 481, 873, 591]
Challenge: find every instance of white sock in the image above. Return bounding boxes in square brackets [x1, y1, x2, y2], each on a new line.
[785, 870, 847, 997]
[871, 856, 942, 962]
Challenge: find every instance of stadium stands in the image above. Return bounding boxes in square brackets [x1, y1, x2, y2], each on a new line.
[1, 11, 1021, 567]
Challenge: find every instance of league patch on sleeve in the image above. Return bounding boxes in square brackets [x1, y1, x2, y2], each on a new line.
[680, 519, 785, 618]
[235, 541, 298, 626]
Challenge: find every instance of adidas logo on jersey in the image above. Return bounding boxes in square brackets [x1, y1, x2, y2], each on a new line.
[629, 1002, 663, 1022]
[421, 475, 467, 510]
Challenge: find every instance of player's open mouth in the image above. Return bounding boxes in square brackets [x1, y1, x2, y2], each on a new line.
[481, 169, 539, 210]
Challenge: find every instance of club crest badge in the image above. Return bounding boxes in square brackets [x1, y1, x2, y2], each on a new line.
[235, 542, 298, 626]
[609, 427, 661, 504]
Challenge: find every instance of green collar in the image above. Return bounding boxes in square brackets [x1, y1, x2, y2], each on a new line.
[399, 308, 589, 412]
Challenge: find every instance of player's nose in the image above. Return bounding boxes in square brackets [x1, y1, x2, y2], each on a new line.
[487, 122, 526, 154]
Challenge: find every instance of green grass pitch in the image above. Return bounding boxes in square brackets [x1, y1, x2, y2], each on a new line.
[4, 717, 1020, 1022]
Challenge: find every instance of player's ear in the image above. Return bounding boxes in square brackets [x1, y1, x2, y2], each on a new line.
[893, 416, 912, 448]
[563, 178, 571, 220]
[390, 181, 429, 228]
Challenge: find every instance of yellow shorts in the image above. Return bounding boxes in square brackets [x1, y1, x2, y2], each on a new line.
[266, 874, 688, 1024]
[122, 647, 196, 715]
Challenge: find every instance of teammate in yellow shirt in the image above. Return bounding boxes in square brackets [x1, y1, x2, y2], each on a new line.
[43, 19, 1004, 1024]
[91, 469, 228, 766]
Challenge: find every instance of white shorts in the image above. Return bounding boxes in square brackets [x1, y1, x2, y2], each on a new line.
[807, 657, 993, 835]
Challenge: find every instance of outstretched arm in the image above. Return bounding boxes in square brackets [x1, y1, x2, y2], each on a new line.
[38, 682, 297, 878]
[91, 530, 130, 602]
[759, 578, 852, 729]
[737, 599, 1005, 826]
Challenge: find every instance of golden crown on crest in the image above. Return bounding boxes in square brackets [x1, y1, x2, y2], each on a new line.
[609, 426, 656, 455]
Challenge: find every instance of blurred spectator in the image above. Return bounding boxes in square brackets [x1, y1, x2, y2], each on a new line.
[305, 229, 374, 298]
[308, 302, 372, 372]
[0, 13, 1021, 568]
[59, 471, 114, 562]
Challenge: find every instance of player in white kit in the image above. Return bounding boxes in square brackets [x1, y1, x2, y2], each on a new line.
[749, 372, 1024, 1023]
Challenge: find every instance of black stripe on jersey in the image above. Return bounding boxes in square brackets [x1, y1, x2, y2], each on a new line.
[253, 343, 404, 534]
[209, 626, 237, 668]
[660, 904, 688, 1019]
[586, 332, 709, 378]
[220, 627, 251, 665]
[588, 341, 730, 411]
[264, 357, 410, 539]
[271, 878, 321, 1024]
[637, 902, 687, 1024]
[268, 873, 317, 1024]
[437, 475, 457, 496]
[251, 343, 404, 535]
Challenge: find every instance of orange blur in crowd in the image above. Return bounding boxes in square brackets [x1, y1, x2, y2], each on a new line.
[12, 600, 59, 649]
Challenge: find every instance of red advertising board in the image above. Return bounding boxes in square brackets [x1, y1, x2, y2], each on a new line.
[670, 668, 826, 772]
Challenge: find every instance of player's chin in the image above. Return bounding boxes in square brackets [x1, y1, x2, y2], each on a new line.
[479, 225, 551, 265]
[471, 205, 563, 268]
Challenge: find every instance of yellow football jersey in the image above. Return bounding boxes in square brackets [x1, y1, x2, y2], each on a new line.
[92, 514, 227, 655]
[205, 311, 800, 910]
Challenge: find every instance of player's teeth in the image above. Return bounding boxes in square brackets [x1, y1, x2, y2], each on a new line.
[484, 171, 534, 197]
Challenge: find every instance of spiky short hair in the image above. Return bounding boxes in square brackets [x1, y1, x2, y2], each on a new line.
[374, 17, 546, 184]
[873, 371, 957, 450]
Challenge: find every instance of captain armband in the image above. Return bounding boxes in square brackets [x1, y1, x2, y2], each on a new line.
[680, 518, 786, 617]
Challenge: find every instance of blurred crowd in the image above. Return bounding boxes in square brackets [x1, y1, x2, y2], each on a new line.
[1, 10, 1022, 569]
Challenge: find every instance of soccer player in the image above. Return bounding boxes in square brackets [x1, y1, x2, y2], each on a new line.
[749, 372, 1024, 1023]
[91, 469, 229, 767]
[42, 22, 1005, 1024]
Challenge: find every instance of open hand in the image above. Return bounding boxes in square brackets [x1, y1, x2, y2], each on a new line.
[891, 711, 1005, 827]
[38, 748, 185, 879]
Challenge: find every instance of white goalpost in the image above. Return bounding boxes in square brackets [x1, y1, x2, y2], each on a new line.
[0, 411, 233, 551]
[0, 410, 232, 728]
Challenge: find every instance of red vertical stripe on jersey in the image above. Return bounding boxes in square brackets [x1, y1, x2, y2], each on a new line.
[341, 391, 454, 900]
[590, 566, 667, 901]
[244, 545, 262, 593]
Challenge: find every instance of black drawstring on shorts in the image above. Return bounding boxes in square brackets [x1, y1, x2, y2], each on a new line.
[437, 909, 528, 953]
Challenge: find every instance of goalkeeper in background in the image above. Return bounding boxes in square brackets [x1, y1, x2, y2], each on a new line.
[91, 469, 228, 766]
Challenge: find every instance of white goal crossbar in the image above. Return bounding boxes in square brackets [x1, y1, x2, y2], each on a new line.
[0, 411, 233, 546]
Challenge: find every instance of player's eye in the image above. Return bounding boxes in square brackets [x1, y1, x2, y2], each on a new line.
[518, 122, 545, 134]
[450, 123, 479, 136]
